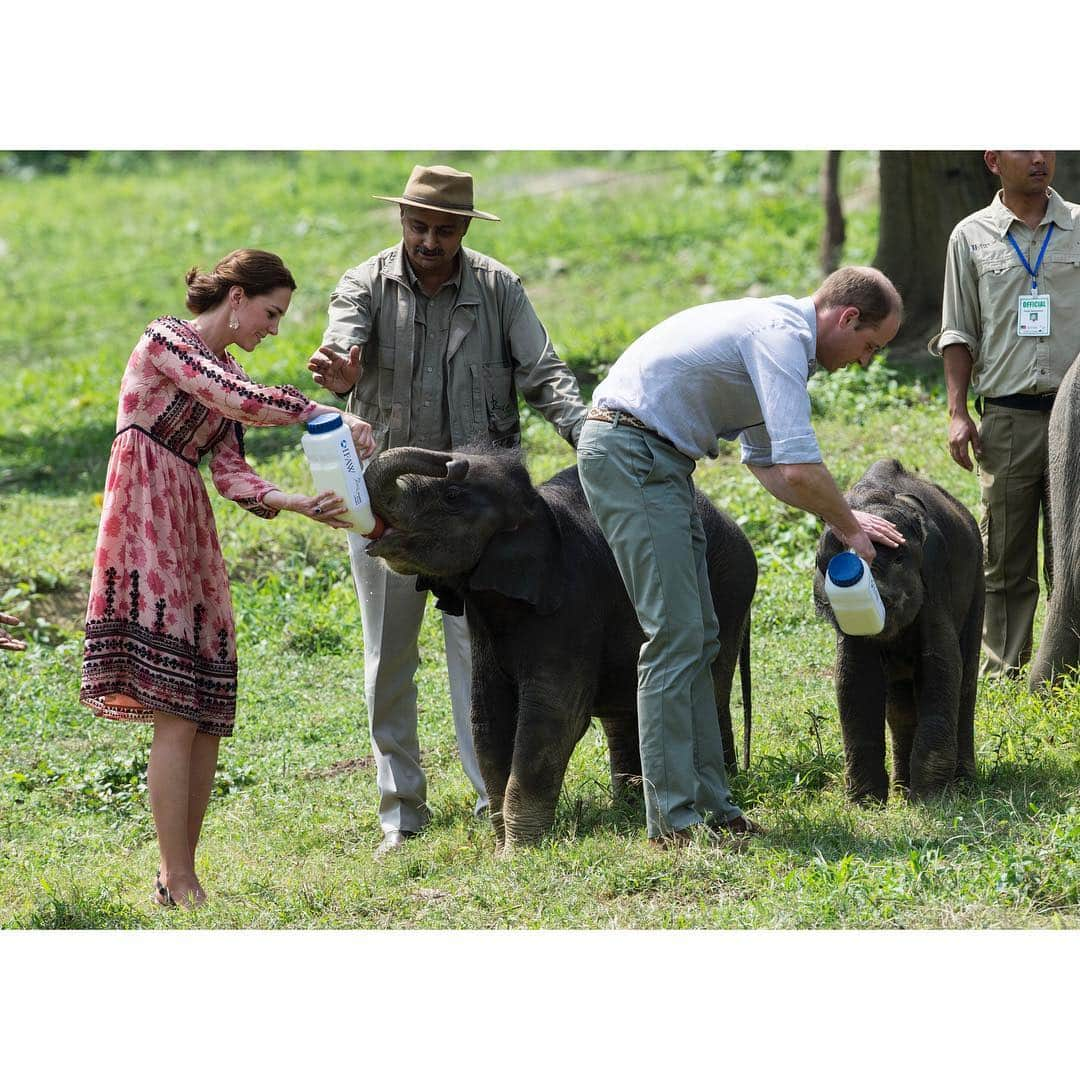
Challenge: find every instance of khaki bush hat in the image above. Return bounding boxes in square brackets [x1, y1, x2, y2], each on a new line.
[373, 164, 500, 221]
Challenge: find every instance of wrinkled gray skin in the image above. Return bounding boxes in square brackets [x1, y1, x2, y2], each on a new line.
[363, 445, 756, 851]
[1030, 357, 1080, 690]
[814, 459, 984, 803]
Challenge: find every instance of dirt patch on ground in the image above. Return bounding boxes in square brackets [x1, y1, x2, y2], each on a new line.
[302, 756, 375, 780]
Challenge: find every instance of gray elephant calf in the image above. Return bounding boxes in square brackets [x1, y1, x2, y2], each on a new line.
[814, 459, 983, 802]
[362, 445, 756, 850]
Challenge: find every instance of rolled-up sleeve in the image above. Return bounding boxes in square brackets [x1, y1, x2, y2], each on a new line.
[506, 280, 588, 447]
[929, 226, 980, 356]
[738, 324, 821, 465]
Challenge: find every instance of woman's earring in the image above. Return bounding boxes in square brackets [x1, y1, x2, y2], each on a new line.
[228, 310, 240, 331]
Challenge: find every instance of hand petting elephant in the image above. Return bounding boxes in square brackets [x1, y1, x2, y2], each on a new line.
[1030, 357, 1080, 690]
[814, 459, 983, 803]
[362, 445, 756, 851]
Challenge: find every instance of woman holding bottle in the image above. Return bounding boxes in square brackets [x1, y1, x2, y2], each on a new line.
[80, 249, 374, 909]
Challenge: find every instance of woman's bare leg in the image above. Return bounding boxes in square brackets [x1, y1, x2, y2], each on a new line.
[148, 711, 204, 906]
[187, 732, 220, 863]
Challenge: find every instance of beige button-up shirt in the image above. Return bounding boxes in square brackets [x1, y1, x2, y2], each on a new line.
[930, 188, 1080, 397]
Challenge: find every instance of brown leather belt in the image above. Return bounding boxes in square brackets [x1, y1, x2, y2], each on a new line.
[587, 406, 659, 435]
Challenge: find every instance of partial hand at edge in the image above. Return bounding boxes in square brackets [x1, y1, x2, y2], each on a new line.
[341, 413, 376, 459]
[0, 611, 26, 652]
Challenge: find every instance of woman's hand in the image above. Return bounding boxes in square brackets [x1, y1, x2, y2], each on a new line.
[340, 413, 376, 459]
[305, 405, 375, 460]
[265, 490, 353, 528]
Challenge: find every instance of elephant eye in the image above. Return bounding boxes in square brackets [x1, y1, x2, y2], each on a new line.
[445, 485, 464, 501]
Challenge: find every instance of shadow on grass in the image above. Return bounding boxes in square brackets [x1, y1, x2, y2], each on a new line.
[0, 421, 114, 496]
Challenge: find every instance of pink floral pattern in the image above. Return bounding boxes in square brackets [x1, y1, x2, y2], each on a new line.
[80, 317, 318, 735]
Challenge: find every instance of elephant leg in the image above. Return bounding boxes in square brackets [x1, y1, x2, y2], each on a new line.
[955, 590, 983, 782]
[598, 711, 643, 806]
[470, 667, 518, 852]
[710, 624, 741, 773]
[885, 679, 916, 796]
[835, 635, 889, 803]
[502, 694, 581, 849]
[911, 618, 962, 800]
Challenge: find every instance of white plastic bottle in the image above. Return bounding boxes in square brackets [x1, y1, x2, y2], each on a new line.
[824, 551, 886, 636]
[301, 413, 377, 535]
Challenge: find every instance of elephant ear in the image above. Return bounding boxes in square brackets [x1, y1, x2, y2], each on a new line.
[416, 576, 465, 617]
[467, 495, 564, 615]
[918, 517, 951, 601]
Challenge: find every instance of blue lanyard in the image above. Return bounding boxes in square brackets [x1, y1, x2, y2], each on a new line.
[1007, 222, 1055, 294]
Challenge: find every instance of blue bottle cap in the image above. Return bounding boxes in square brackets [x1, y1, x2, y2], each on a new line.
[305, 413, 344, 435]
[827, 551, 864, 587]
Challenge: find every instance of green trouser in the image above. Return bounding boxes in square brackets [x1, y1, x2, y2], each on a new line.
[977, 403, 1053, 677]
[577, 417, 742, 838]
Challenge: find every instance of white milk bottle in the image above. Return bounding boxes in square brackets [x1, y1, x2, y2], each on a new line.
[301, 413, 377, 536]
[824, 551, 886, 635]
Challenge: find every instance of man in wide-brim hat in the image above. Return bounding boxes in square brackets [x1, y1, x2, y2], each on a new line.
[308, 163, 587, 858]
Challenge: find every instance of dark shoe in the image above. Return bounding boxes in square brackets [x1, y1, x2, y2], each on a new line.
[374, 829, 419, 860]
[647, 828, 696, 850]
[710, 815, 765, 838]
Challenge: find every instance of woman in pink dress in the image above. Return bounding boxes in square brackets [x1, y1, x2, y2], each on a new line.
[80, 249, 374, 909]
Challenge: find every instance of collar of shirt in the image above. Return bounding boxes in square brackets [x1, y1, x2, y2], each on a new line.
[794, 294, 820, 377]
[401, 247, 464, 300]
[987, 187, 1076, 238]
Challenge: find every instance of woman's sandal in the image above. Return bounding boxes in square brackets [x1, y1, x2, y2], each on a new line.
[152, 870, 175, 908]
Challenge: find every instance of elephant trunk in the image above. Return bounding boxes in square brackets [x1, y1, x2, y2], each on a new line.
[364, 447, 470, 519]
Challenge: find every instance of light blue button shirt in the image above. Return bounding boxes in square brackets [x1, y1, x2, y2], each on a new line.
[593, 294, 822, 465]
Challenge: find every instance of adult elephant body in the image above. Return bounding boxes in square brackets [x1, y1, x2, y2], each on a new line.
[814, 459, 983, 802]
[362, 446, 756, 850]
[1030, 358, 1080, 690]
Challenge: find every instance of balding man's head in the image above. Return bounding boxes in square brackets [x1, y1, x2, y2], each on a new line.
[814, 266, 903, 329]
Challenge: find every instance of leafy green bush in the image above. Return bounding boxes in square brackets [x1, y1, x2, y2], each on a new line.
[809, 357, 943, 423]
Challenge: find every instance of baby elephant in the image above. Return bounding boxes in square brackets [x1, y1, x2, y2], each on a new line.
[362, 445, 756, 851]
[814, 459, 984, 803]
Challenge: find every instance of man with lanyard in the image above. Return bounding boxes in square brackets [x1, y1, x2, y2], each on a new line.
[577, 267, 905, 847]
[931, 151, 1080, 677]
[307, 165, 587, 857]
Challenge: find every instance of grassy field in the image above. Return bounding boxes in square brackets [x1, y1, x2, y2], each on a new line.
[1, 150, 1078, 930]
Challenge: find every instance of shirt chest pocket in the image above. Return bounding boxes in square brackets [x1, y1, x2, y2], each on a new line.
[1046, 250, 1080, 276]
[974, 253, 1019, 279]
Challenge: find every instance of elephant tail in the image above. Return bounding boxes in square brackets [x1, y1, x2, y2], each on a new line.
[739, 618, 752, 770]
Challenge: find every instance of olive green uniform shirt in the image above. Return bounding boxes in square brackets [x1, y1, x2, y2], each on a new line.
[321, 242, 587, 453]
[930, 188, 1080, 397]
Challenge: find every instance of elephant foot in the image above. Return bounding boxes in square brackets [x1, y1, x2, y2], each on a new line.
[847, 785, 889, 806]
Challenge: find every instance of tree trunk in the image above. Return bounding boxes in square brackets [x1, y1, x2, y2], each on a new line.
[873, 150, 1080, 361]
[820, 150, 845, 277]
[873, 151, 997, 361]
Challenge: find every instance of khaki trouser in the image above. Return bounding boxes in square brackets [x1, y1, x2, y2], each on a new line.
[347, 536, 488, 835]
[577, 417, 742, 838]
[977, 403, 1053, 677]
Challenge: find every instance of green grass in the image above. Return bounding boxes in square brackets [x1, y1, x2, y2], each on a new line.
[2, 150, 1077, 929]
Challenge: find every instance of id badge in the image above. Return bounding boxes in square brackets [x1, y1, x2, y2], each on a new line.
[1017, 293, 1051, 337]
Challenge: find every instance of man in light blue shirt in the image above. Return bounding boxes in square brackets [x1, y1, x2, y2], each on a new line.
[578, 266, 905, 847]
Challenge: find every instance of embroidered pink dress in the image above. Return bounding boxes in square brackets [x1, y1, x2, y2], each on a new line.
[80, 316, 319, 736]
